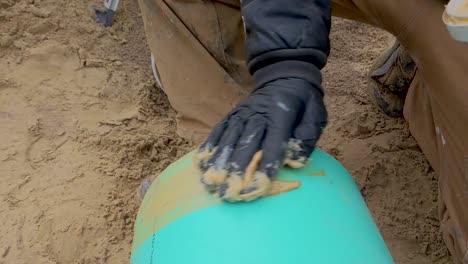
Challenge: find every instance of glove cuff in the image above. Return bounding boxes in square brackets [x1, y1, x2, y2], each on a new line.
[252, 60, 323, 94]
[248, 48, 328, 74]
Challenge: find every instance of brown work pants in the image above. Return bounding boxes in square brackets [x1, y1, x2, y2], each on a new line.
[138, 0, 468, 262]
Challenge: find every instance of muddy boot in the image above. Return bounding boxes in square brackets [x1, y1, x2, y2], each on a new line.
[367, 40, 417, 117]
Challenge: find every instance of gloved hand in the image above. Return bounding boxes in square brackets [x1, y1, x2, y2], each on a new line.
[195, 77, 327, 202]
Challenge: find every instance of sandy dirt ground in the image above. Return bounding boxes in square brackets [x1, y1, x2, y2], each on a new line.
[0, 0, 453, 263]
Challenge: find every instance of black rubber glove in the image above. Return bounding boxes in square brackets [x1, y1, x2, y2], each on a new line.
[196, 77, 327, 202]
[196, 0, 331, 201]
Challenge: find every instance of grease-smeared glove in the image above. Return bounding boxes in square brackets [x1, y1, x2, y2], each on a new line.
[195, 77, 327, 202]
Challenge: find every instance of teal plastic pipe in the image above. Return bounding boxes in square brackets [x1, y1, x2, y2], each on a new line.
[131, 149, 394, 264]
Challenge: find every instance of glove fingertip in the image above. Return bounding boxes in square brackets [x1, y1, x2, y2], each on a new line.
[218, 175, 243, 202]
[284, 138, 315, 168]
[195, 144, 217, 170]
[238, 172, 271, 201]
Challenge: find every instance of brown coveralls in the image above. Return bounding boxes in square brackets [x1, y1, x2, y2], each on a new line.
[137, 0, 468, 262]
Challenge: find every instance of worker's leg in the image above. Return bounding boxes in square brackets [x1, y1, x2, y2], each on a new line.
[398, 2, 468, 262]
[333, 0, 468, 262]
[331, 0, 376, 25]
[138, 0, 250, 143]
[404, 71, 468, 264]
